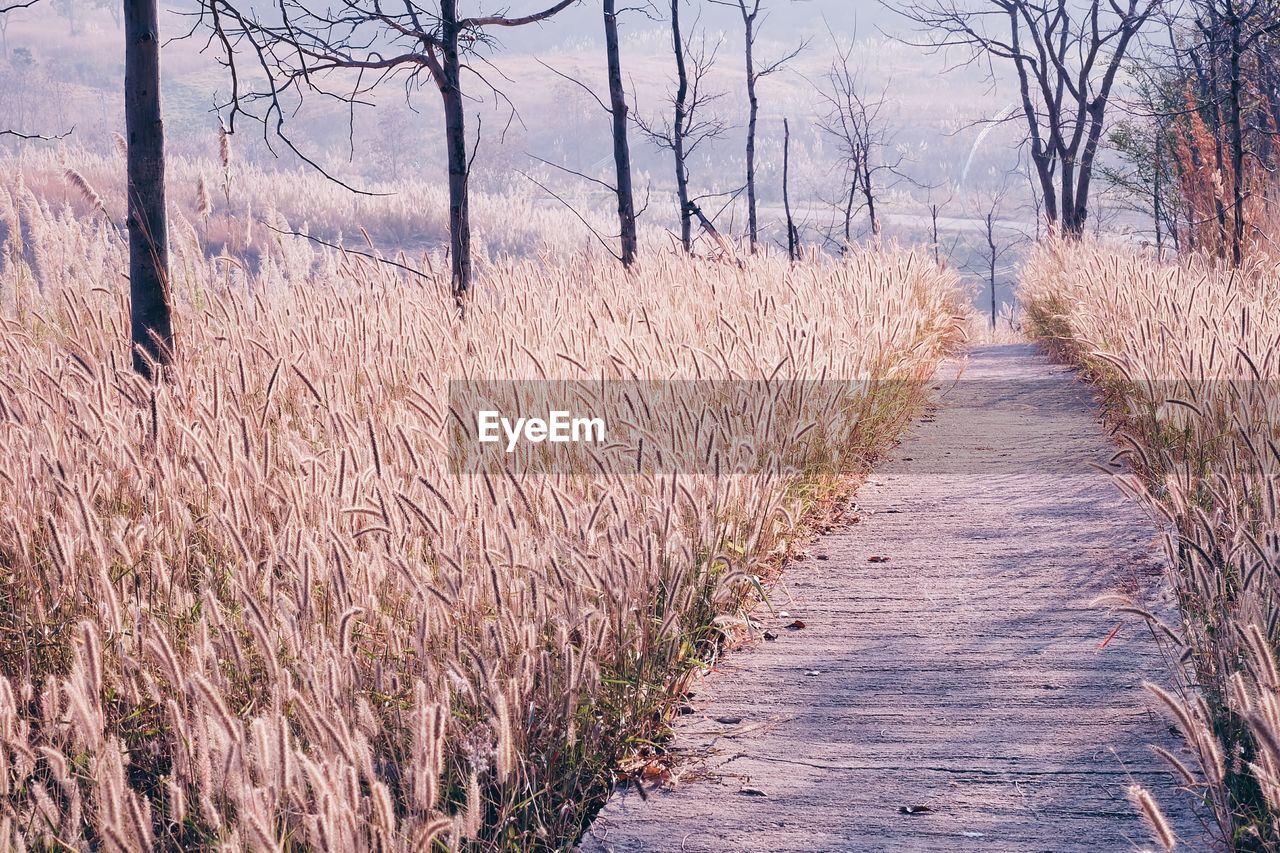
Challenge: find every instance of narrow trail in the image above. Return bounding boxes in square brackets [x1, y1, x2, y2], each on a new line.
[580, 343, 1201, 852]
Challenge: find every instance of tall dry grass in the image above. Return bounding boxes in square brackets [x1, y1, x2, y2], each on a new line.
[1021, 238, 1280, 849]
[0, 146, 643, 263]
[0, 169, 963, 849]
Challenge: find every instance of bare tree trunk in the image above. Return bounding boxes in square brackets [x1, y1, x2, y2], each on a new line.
[1028, 177, 1043, 241]
[844, 180, 856, 249]
[1071, 100, 1110, 235]
[124, 0, 173, 378]
[604, 0, 638, 267]
[986, 211, 997, 328]
[1030, 151, 1059, 233]
[742, 4, 760, 252]
[1061, 158, 1078, 234]
[930, 203, 940, 265]
[1226, 4, 1247, 266]
[783, 117, 797, 261]
[441, 0, 472, 296]
[1153, 127, 1164, 258]
[1203, 10, 1233, 259]
[861, 159, 879, 237]
[670, 0, 692, 252]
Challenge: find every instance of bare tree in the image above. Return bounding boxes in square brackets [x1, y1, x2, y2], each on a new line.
[813, 34, 901, 245]
[1, 1, 74, 143]
[972, 185, 1015, 328]
[1104, 99, 1181, 254]
[605, 0, 638, 266]
[52, 0, 81, 36]
[981, 198, 1002, 327]
[527, 3, 650, 267]
[1181, 0, 1280, 263]
[0, 0, 39, 69]
[927, 181, 955, 266]
[635, 2, 727, 252]
[0, 2, 20, 59]
[711, 0, 804, 252]
[1101, 2, 1280, 262]
[896, 0, 1161, 237]
[783, 116, 798, 260]
[199, 0, 579, 297]
[965, 168, 1027, 329]
[125, 0, 174, 377]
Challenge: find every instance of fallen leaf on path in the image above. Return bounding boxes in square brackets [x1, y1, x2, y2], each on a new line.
[1096, 623, 1122, 651]
[784, 620, 806, 630]
[868, 555, 890, 563]
[640, 763, 671, 783]
[815, 554, 830, 560]
[739, 788, 767, 797]
[715, 716, 742, 725]
[762, 630, 778, 641]
[898, 805, 932, 815]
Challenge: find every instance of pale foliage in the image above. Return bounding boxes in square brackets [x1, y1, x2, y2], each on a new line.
[0, 170, 961, 848]
[2, 147, 629, 261]
[1021, 238, 1280, 847]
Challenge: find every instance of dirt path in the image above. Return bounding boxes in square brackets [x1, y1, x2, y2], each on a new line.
[580, 343, 1200, 852]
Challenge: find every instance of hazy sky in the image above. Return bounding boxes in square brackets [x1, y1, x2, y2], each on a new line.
[498, 1, 910, 51]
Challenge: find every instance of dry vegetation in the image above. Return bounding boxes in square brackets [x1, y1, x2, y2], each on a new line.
[1021, 238, 1280, 849]
[1, 147, 620, 263]
[0, 163, 962, 849]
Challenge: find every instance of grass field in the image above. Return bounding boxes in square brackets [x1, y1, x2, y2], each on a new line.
[1021, 238, 1280, 848]
[0, 163, 963, 848]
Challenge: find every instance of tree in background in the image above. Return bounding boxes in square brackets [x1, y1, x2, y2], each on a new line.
[712, 0, 805, 253]
[1184, 1, 1280, 264]
[1, 0, 74, 147]
[0, 0, 40, 63]
[813, 33, 900, 246]
[526, 1, 646, 267]
[1102, 1, 1280, 263]
[200, 0, 579, 298]
[604, 0, 639, 267]
[783, 115, 798, 260]
[1171, 1, 1279, 263]
[976, 184, 1013, 328]
[896, 0, 1160, 238]
[635, 0, 727, 253]
[125, 0, 174, 377]
[961, 167, 1025, 330]
[51, 0, 82, 35]
[926, 181, 956, 266]
[1103, 94, 1183, 256]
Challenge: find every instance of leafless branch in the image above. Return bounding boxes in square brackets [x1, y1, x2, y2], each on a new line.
[0, 127, 74, 141]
